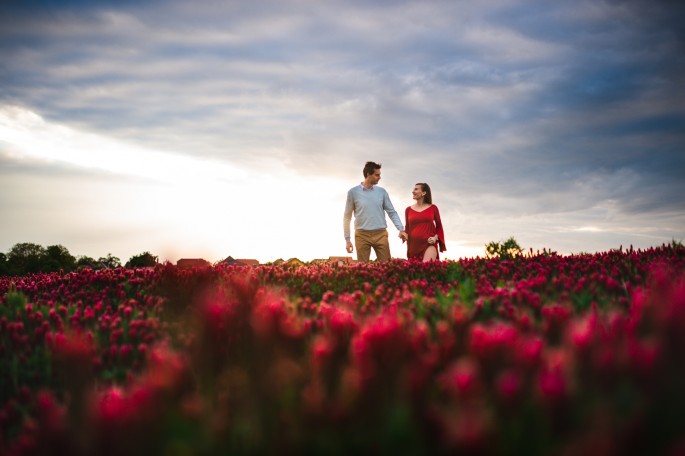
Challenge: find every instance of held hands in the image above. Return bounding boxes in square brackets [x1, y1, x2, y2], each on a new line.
[346, 241, 354, 253]
[398, 231, 436, 244]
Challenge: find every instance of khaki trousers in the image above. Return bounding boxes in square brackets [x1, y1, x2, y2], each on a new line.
[354, 229, 391, 262]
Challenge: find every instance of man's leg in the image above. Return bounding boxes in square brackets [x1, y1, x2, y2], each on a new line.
[355, 230, 372, 262]
[371, 229, 391, 261]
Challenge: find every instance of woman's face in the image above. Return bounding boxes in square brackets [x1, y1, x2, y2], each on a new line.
[412, 185, 426, 201]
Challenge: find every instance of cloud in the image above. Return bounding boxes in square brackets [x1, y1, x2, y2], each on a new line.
[0, 0, 683, 259]
[0, 105, 249, 185]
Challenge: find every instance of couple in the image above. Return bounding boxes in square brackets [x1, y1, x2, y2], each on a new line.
[343, 161, 446, 262]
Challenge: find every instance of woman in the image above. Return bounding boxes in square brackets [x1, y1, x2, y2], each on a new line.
[404, 183, 446, 261]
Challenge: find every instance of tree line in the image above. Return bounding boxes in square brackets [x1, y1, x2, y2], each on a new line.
[0, 242, 158, 276]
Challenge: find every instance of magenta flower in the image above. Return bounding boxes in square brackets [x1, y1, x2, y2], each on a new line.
[495, 368, 524, 403]
[440, 357, 481, 397]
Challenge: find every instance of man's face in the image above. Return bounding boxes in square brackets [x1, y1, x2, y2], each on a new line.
[369, 169, 381, 184]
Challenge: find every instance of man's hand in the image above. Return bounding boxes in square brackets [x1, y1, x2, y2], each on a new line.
[399, 231, 408, 242]
[346, 241, 354, 253]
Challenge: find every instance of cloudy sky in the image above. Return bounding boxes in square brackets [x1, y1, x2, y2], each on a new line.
[1, 0, 684, 264]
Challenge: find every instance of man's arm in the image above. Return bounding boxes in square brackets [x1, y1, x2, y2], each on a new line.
[343, 189, 354, 243]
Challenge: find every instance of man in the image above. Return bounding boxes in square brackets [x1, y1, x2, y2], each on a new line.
[343, 161, 407, 261]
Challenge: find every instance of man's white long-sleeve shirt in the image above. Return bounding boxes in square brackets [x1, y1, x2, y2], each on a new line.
[343, 184, 404, 243]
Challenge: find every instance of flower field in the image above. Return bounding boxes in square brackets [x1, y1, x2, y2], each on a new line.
[1, 245, 685, 455]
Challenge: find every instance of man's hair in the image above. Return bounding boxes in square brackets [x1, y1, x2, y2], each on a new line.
[363, 161, 382, 178]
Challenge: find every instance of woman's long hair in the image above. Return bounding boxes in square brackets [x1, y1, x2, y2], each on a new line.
[417, 183, 432, 204]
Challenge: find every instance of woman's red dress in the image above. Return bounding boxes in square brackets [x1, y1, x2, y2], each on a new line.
[405, 205, 446, 260]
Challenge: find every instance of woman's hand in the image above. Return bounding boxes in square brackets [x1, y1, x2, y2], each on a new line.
[428, 236, 438, 245]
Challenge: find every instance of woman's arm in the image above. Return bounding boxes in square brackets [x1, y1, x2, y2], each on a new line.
[433, 205, 446, 252]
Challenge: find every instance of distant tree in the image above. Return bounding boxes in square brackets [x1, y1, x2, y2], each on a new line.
[76, 255, 98, 269]
[98, 253, 121, 269]
[485, 236, 523, 260]
[125, 251, 158, 268]
[0, 253, 8, 276]
[43, 244, 77, 273]
[537, 247, 558, 257]
[7, 242, 46, 275]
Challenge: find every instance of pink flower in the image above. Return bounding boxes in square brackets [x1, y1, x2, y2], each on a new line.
[96, 387, 133, 424]
[435, 320, 456, 360]
[537, 349, 570, 403]
[538, 366, 566, 402]
[627, 337, 661, 377]
[350, 313, 408, 385]
[567, 313, 598, 352]
[310, 335, 334, 371]
[144, 343, 190, 392]
[450, 304, 470, 328]
[468, 321, 518, 361]
[327, 306, 358, 342]
[119, 343, 134, 362]
[50, 330, 96, 366]
[496, 368, 523, 403]
[541, 304, 572, 336]
[302, 379, 326, 416]
[440, 357, 481, 397]
[34, 390, 66, 434]
[251, 291, 288, 340]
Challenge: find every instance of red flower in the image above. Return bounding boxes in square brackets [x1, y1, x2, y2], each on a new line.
[310, 334, 334, 372]
[537, 349, 571, 403]
[50, 330, 96, 366]
[440, 357, 481, 397]
[95, 387, 133, 424]
[567, 313, 598, 352]
[251, 290, 288, 340]
[468, 321, 518, 361]
[538, 366, 566, 402]
[495, 368, 523, 403]
[326, 305, 358, 342]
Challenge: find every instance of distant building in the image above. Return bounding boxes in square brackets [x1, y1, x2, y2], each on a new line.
[329, 256, 354, 265]
[235, 259, 259, 266]
[218, 256, 260, 267]
[177, 258, 210, 269]
[215, 256, 354, 267]
[218, 256, 238, 265]
[285, 258, 305, 267]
